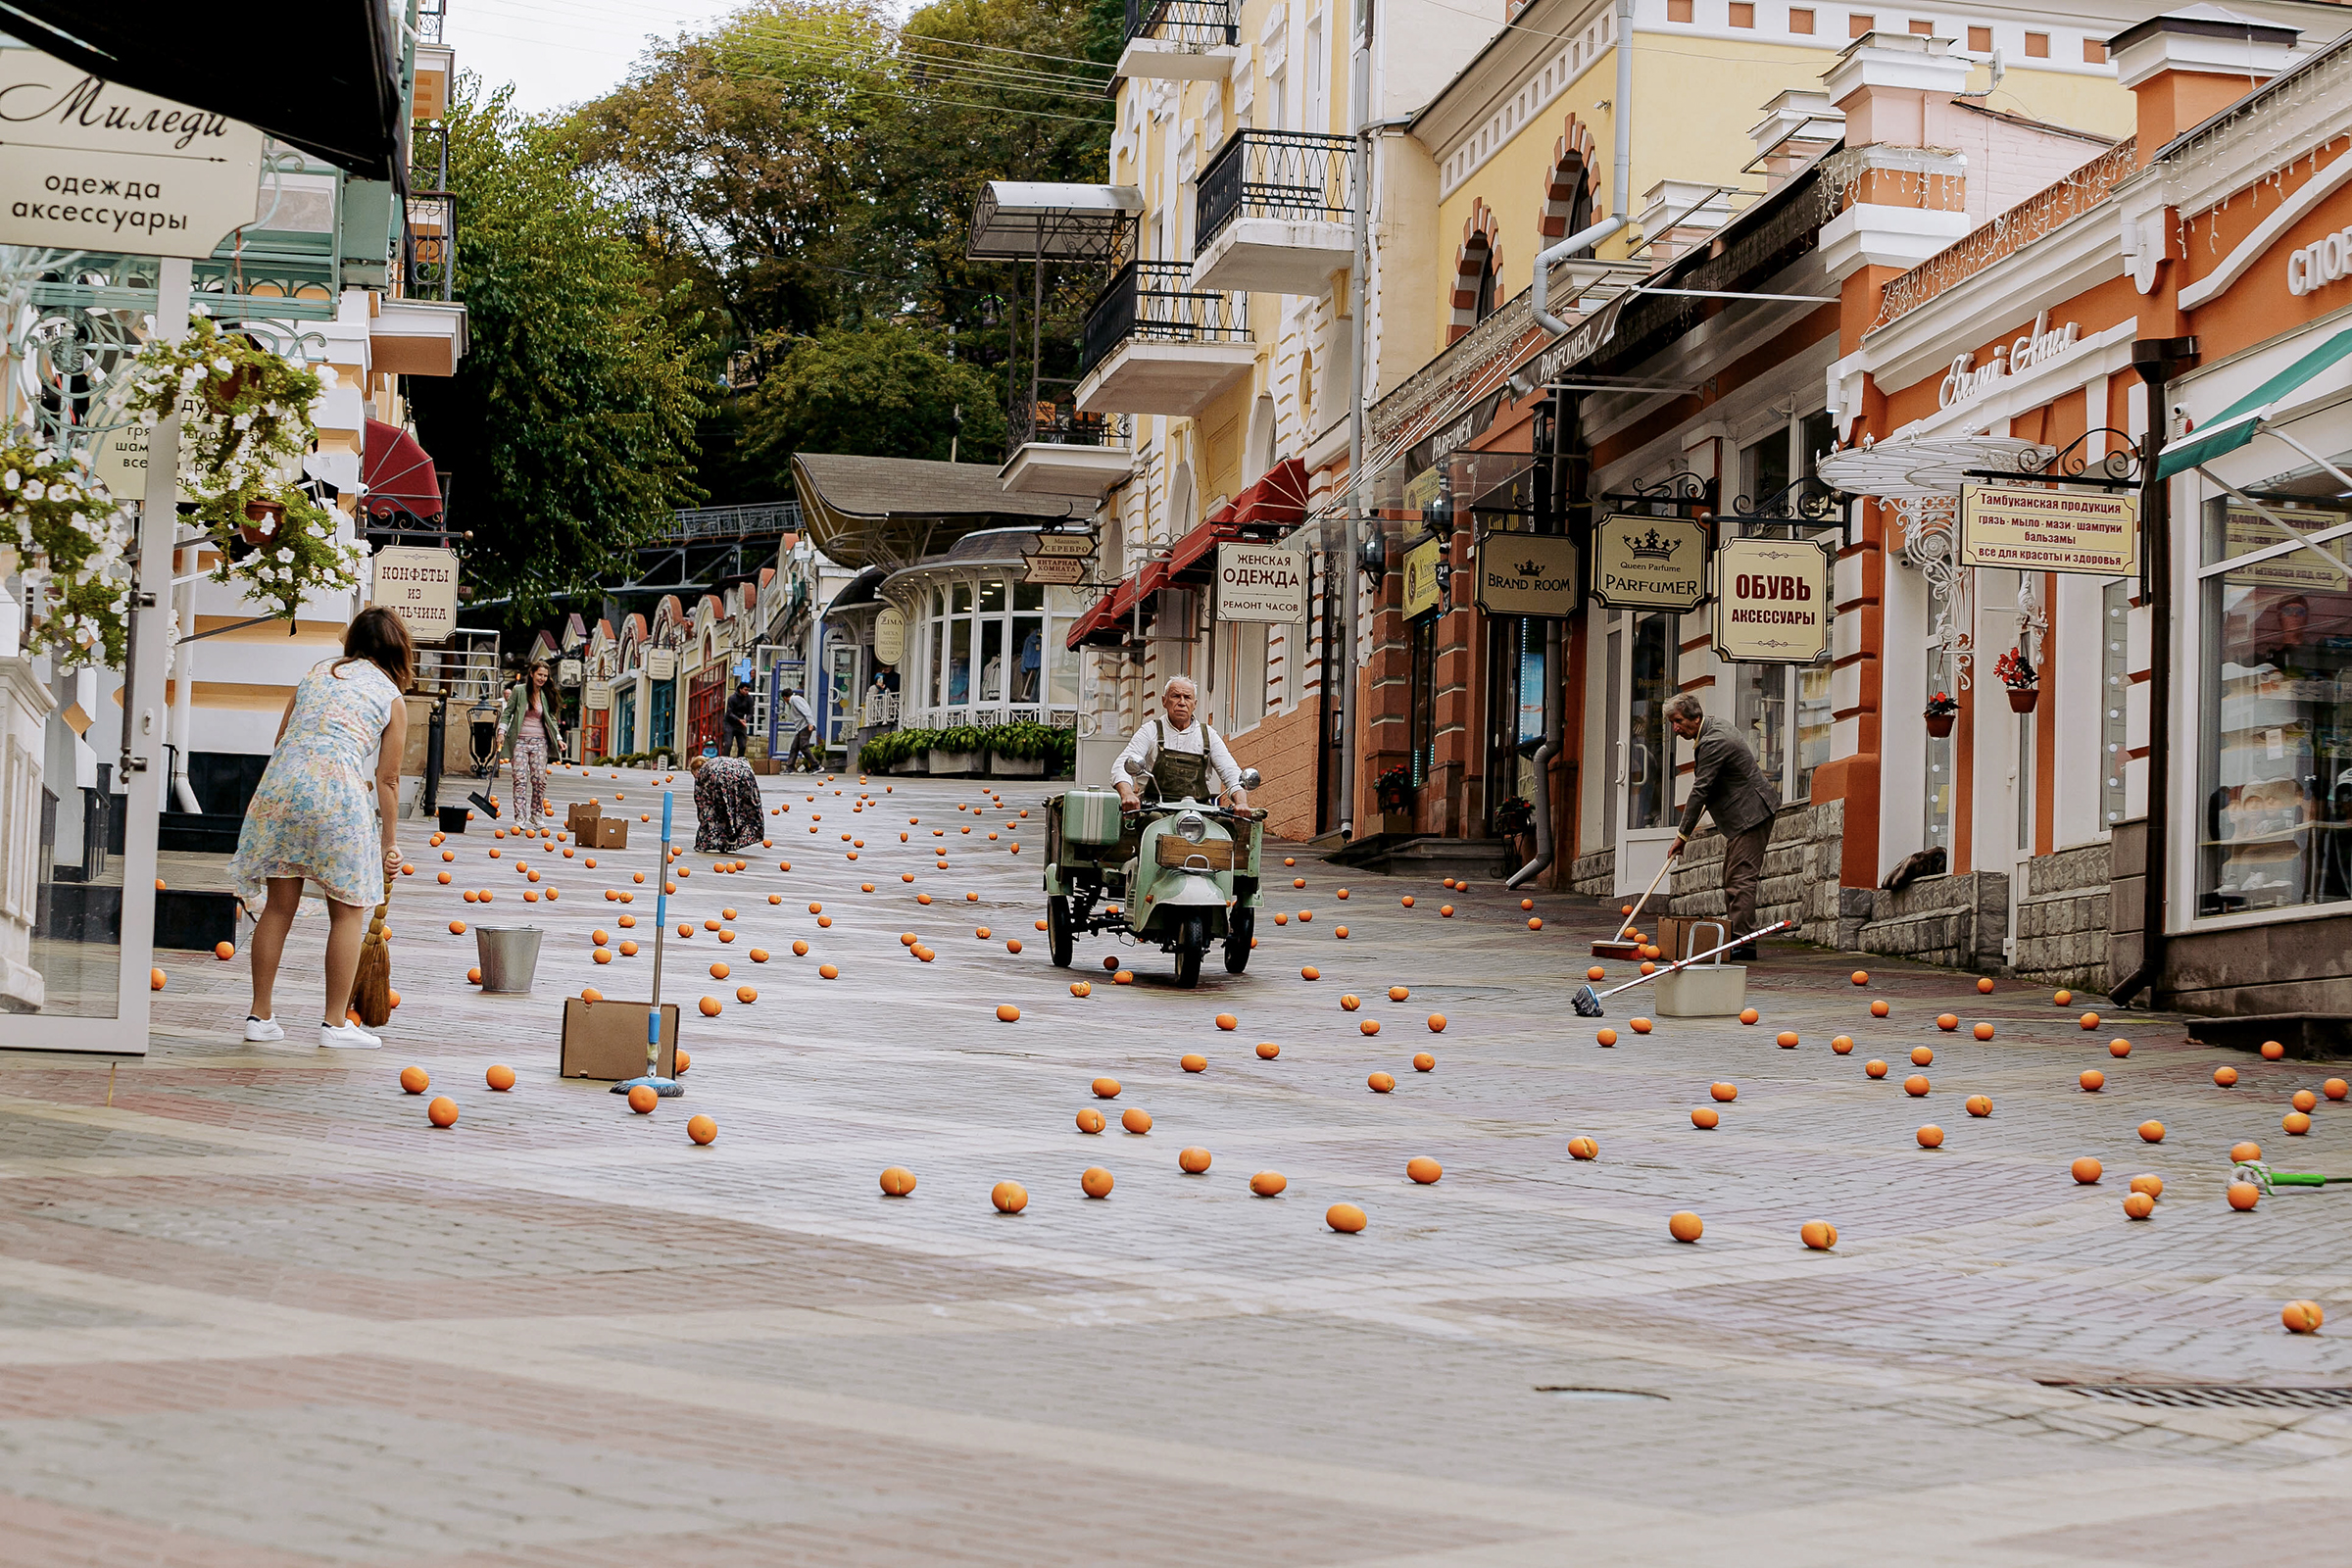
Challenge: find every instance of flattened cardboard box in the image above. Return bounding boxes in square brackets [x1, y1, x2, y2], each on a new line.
[565, 801, 603, 838]
[586, 817, 628, 849]
[561, 997, 678, 1080]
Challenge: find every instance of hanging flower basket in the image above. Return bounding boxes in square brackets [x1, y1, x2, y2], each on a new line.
[0, 439, 132, 666]
[1924, 691, 1958, 738]
[1992, 650, 2038, 714]
[2006, 686, 2039, 713]
[1926, 712, 1955, 737]
[239, 496, 286, 546]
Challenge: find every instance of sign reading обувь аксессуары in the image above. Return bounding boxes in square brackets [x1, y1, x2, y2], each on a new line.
[0, 47, 263, 258]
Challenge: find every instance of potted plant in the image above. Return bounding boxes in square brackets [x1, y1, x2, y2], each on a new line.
[1373, 763, 1414, 835]
[928, 723, 984, 775]
[0, 439, 132, 666]
[1924, 690, 1958, 738]
[1993, 649, 2038, 713]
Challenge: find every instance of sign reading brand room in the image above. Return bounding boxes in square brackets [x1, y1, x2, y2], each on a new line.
[1959, 482, 2138, 577]
[0, 49, 265, 257]
[1590, 514, 1706, 612]
[1214, 542, 1308, 622]
[368, 547, 459, 644]
[1476, 532, 1579, 617]
[1710, 535, 1832, 664]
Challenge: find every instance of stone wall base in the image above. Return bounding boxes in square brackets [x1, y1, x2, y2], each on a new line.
[1856, 870, 2011, 972]
[2013, 842, 2111, 991]
[1664, 799, 1851, 948]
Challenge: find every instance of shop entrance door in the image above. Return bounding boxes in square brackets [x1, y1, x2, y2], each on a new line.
[1613, 610, 1681, 896]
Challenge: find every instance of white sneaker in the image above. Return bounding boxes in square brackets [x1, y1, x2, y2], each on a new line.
[318, 1020, 382, 1050]
[243, 1015, 286, 1043]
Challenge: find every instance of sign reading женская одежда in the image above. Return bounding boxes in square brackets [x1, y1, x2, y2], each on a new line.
[1959, 482, 2139, 577]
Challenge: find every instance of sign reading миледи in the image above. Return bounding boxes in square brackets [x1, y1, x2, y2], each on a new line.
[1959, 483, 2138, 577]
[1214, 542, 1307, 622]
[0, 49, 264, 257]
[1710, 536, 1832, 664]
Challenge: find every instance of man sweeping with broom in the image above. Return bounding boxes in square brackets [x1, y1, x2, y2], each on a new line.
[1662, 692, 1781, 962]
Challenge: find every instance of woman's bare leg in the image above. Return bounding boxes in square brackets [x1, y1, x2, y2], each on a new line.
[321, 899, 367, 1025]
[248, 878, 304, 1019]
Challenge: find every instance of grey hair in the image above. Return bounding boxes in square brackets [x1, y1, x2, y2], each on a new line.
[1665, 693, 1705, 723]
[1163, 675, 1199, 698]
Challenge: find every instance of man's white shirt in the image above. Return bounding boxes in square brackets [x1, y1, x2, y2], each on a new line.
[1111, 716, 1242, 798]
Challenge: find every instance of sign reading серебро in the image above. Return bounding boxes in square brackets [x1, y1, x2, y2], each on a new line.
[0, 49, 264, 259]
[1959, 482, 2138, 577]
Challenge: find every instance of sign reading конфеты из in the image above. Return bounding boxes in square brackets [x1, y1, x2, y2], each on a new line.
[0, 49, 264, 258]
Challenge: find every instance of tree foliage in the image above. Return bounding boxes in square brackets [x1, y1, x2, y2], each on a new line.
[741, 324, 1009, 479]
[410, 80, 711, 620]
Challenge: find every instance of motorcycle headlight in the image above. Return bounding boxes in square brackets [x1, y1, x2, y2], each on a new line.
[1176, 810, 1207, 844]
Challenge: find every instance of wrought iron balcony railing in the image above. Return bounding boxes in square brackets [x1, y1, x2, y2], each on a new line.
[1081, 260, 1249, 378]
[1125, 0, 1238, 48]
[1013, 403, 1129, 449]
[399, 192, 456, 301]
[1195, 129, 1352, 252]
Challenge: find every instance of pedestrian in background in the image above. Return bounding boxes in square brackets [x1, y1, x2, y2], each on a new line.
[1664, 691, 1781, 959]
[495, 661, 565, 825]
[229, 607, 412, 1049]
[687, 752, 763, 853]
[724, 677, 755, 758]
[783, 686, 819, 771]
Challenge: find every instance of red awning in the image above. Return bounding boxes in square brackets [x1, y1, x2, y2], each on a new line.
[1232, 456, 1309, 526]
[363, 418, 443, 518]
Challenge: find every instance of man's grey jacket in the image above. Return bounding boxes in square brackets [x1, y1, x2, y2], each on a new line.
[1677, 716, 1780, 838]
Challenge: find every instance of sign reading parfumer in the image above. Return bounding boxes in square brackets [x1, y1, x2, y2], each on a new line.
[1215, 542, 1308, 622]
[1475, 533, 1578, 617]
[1711, 535, 1833, 664]
[1400, 537, 1445, 620]
[0, 50, 265, 257]
[368, 547, 459, 644]
[1591, 514, 1707, 612]
[1959, 482, 2138, 576]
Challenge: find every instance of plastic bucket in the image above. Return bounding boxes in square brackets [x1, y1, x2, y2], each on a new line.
[473, 925, 544, 993]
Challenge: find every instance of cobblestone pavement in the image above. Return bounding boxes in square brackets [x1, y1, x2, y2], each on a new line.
[3, 766, 2348, 1566]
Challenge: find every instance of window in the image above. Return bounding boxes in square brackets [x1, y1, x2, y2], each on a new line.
[1667, 0, 1692, 22]
[1924, 647, 1954, 855]
[1907, 17, 1931, 32]
[1741, 429, 1790, 508]
[1736, 663, 1789, 802]
[1730, 2, 1755, 25]
[2196, 496, 2352, 918]
[1474, 254, 1498, 320]
[1788, 7, 1813, 32]
[1626, 612, 1675, 830]
[1967, 24, 1990, 50]
[1849, 13, 1874, 38]
[1796, 665, 1832, 800]
[2083, 37, 2106, 63]
[2024, 30, 2049, 57]
[1408, 616, 1437, 786]
[1227, 619, 1268, 733]
[2102, 580, 2130, 828]
[1305, 20, 1326, 130]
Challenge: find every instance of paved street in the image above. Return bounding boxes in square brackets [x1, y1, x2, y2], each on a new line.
[2, 765, 2346, 1566]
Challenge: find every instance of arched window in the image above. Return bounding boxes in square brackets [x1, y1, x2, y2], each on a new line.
[1540, 115, 1602, 258]
[1447, 199, 1502, 345]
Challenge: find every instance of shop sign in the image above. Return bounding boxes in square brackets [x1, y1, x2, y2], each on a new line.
[1214, 542, 1308, 622]
[1023, 554, 1086, 585]
[367, 546, 458, 644]
[583, 679, 612, 710]
[557, 658, 583, 687]
[2285, 226, 2352, 297]
[1590, 514, 1706, 612]
[1028, 532, 1094, 557]
[646, 647, 677, 681]
[1476, 532, 1579, 617]
[1959, 482, 2138, 576]
[2220, 508, 2352, 590]
[1401, 537, 1445, 620]
[1710, 536, 1832, 663]
[88, 395, 202, 502]
[873, 606, 905, 666]
[0, 50, 265, 258]
[1937, 311, 2082, 408]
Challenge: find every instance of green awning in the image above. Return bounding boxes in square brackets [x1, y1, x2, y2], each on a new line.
[2158, 327, 2352, 479]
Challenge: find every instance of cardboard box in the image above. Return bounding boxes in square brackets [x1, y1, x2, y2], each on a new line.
[585, 816, 628, 850]
[1653, 916, 1734, 962]
[565, 801, 602, 839]
[561, 997, 679, 1080]
[753, 757, 782, 775]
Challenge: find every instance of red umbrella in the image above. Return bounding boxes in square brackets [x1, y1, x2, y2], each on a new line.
[363, 418, 443, 518]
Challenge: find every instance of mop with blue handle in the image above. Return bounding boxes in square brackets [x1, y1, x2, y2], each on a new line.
[613, 789, 684, 1097]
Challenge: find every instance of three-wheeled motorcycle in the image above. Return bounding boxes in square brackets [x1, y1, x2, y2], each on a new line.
[1041, 769, 1265, 988]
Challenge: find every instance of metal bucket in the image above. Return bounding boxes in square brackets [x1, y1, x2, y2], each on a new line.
[1653, 921, 1748, 1016]
[473, 925, 544, 993]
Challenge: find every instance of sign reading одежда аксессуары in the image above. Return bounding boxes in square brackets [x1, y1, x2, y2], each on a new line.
[1711, 535, 1833, 664]
[1959, 482, 2138, 577]
[1591, 514, 1707, 612]
[1215, 542, 1308, 622]
[368, 547, 459, 645]
[0, 49, 265, 258]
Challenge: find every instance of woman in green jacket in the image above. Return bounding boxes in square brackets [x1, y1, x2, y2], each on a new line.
[494, 661, 566, 825]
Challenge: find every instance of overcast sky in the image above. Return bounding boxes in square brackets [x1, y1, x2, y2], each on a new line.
[443, 0, 760, 116]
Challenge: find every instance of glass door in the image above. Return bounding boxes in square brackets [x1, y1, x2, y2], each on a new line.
[1615, 611, 1680, 896]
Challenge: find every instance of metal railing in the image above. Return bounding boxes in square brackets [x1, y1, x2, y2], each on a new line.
[1196, 129, 1352, 252]
[1125, 0, 1237, 47]
[1081, 260, 1249, 377]
[401, 192, 456, 302]
[1012, 403, 1129, 449]
[663, 502, 804, 540]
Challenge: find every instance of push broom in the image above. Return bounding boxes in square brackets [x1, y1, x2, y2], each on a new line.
[351, 868, 393, 1028]
[613, 789, 684, 1099]
[1592, 857, 1673, 961]
[2230, 1160, 2349, 1194]
[1571, 919, 1794, 1017]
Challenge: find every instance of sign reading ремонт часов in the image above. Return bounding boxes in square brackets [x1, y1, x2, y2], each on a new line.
[1215, 542, 1308, 622]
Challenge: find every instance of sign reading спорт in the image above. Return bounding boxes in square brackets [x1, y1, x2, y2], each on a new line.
[0, 48, 263, 259]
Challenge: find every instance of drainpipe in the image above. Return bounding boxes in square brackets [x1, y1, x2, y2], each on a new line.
[1341, 32, 1371, 840]
[1532, 0, 1636, 334]
[169, 545, 199, 813]
[1507, 617, 1564, 889]
[2110, 336, 2196, 1010]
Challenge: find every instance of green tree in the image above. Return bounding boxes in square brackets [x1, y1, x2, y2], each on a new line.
[740, 323, 1008, 483]
[409, 79, 711, 621]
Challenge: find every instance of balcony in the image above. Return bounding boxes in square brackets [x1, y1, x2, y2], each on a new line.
[1190, 129, 1354, 296]
[1074, 260, 1253, 419]
[399, 192, 456, 302]
[1000, 406, 1135, 497]
[1118, 0, 1241, 80]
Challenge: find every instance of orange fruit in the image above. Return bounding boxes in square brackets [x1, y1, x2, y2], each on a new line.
[2054, 989, 2072, 1005]
[626, 1085, 659, 1113]
[2080, 1011, 2100, 1031]
[399, 1066, 430, 1095]
[485, 1064, 515, 1092]
[1358, 1019, 1381, 1036]
[1973, 1022, 1995, 1041]
[2261, 1040, 2285, 1059]
[1249, 1170, 1287, 1197]
[1588, 966, 1607, 982]
[1405, 1156, 1442, 1184]
[818, 963, 839, 979]
[1178, 1147, 1212, 1174]
[1911, 1046, 1934, 1067]
[991, 1180, 1028, 1213]
[1427, 1013, 1446, 1032]
[1300, 965, 1320, 981]
[1800, 1220, 1838, 1250]
[2283, 1110, 2312, 1135]
[2281, 1299, 2325, 1333]
[1368, 1071, 1396, 1093]
[710, 961, 730, 980]
[1214, 1012, 1239, 1031]
[1917, 1124, 1944, 1149]
[1091, 1076, 1121, 1099]
[2292, 1090, 2318, 1112]
[2123, 1191, 2155, 1220]
[1691, 1105, 1720, 1129]
[1326, 1203, 1368, 1233]
[1567, 1136, 1598, 1160]
[1977, 977, 1994, 994]
[214, 940, 235, 961]
[2071, 1156, 2103, 1185]
[687, 1114, 717, 1145]
[1776, 1032, 1799, 1049]
[1441, 906, 1453, 917]
[1255, 1041, 1280, 1059]
[1121, 1107, 1152, 1134]
[1668, 1211, 1703, 1243]
[698, 997, 722, 1017]
[450, 920, 467, 935]
[2228, 1181, 2261, 1210]
[2230, 1140, 2263, 1163]
[1081, 1166, 1114, 1199]
[879, 1166, 917, 1196]
[1413, 1052, 1435, 1071]
[735, 987, 758, 1004]
[1865, 1059, 1888, 1079]
[1904, 1075, 1931, 1097]
[1936, 1013, 1959, 1032]
[1870, 1000, 1890, 1018]
[1180, 1053, 1206, 1072]
[1595, 1028, 1618, 1047]
[1831, 1035, 1854, 1054]
[1076, 1107, 1106, 1134]
[1389, 986, 1409, 1003]
[1630, 1017, 1653, 1035]
[1850, 970, 1869, 986]
[1527, 917, 1542, 931]
[2108, 1038, 2132, 1058]
[1339, 993, 1360, 1012]
[427, 1096, 460, 1127]
[2326, 1078, 2349, 1101]
[1739, 1007, 1759, 1026]
[1401, 896, 1414, 906]
[1710, 1082, 1738, 1102]
[1112, 968, 1131, 983]
[1965, 1095, 1992, 1117]
[2130, 1174, 2164, 1199]
[995, 1004, 1020, 1023]
[2079, 1069, 2104, 1092]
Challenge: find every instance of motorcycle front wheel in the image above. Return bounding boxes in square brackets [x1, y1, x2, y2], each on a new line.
[1223, 906, 1253, 973]
[1172, 915, 1206, 989]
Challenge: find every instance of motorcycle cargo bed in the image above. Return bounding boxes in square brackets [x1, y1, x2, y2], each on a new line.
[1153, 835, 1236, 872]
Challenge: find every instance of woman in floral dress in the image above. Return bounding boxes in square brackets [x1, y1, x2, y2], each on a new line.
[688, 753, 764, 854]
[228, 608, 411, 1050]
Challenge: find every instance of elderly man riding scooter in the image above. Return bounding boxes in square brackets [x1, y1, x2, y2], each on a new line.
[1110, 676, 1252, 811]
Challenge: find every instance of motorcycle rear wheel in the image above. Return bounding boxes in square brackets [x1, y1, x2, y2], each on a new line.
[1047, 894, 1074, 968]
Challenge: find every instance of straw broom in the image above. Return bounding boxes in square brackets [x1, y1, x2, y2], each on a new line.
[352, 870, 393, 1028]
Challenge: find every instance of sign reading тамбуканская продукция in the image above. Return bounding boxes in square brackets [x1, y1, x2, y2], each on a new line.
[0, 47, 264, 259]
[1959, 482, 2139, 577]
